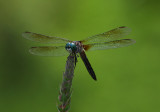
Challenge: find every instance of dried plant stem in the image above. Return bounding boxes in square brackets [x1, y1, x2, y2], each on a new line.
[57, 54, 76, 112]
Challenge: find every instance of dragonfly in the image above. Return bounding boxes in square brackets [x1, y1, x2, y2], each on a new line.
[22, 26, 136, 81]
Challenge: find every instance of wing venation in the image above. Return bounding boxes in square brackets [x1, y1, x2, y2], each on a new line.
[22, 32, 70, 44]
[29, 46, 68, 56]
[81, 26, 131, 44]
[84, 39, 136, 51]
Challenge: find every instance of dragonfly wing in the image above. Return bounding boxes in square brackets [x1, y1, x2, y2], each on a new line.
[81, 26, 131, 44]
[29, 46, 69, 56]
[83, 39, 136, 51]
[22, 32, 70, 44]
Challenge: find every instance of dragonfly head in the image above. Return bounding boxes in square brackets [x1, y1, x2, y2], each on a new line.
[65, 42, 77, 53]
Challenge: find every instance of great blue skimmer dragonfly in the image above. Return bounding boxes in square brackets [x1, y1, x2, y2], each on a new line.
[23, 26, 136, 81]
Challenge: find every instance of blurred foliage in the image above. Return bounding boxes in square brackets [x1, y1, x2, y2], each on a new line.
[0, 0, 160, 112]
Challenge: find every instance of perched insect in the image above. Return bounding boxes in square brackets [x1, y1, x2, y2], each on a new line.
[23, 26, 136, 81]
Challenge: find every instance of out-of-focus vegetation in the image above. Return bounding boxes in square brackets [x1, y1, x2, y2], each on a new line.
[0, 0, 160, 112]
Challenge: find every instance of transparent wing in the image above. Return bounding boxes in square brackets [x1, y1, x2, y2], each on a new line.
[83, 39, 136, 51]
[81, 26, 131, 44]
[22, 32, 70, 44]
[29, 46, 69, 56]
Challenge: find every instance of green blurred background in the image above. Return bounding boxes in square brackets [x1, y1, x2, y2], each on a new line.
[1, 0, 160, 112]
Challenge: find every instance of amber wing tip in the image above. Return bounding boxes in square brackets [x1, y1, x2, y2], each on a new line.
[25, 31, 31, 33]
[119, 26, 126, 28]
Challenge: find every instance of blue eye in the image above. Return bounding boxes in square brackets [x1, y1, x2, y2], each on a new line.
[65, 43, 71, 49]
[70, 43, 77, 51]
[65, 42, 77, 52]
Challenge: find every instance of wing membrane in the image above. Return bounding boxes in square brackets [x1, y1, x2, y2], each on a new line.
[29, 46, 69, 56]
[81, 26, 131, 44]
[22, 32, 70, 44]
[83, 39, 136, 51]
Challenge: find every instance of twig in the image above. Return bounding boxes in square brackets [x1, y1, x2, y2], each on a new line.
[57, 54, 76, 112]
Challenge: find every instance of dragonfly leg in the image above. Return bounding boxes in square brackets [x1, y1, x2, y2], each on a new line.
[73, 52, 77, 66]
[76, 54, 79, 57]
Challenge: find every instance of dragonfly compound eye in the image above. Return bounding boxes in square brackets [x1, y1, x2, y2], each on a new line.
[70, 43, 77, 52]
[65, 43, 72, 52]
[65, 42, 77, 53]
